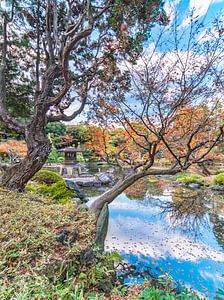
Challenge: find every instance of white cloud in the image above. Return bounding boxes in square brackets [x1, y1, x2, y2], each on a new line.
[105, 215, 224, 262]
[189, 0, 212, 17]
[164, 0, 181, 25]
[181, 0, 212, 28]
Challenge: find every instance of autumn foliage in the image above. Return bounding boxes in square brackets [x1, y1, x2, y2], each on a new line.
[0, 140, 27, 158]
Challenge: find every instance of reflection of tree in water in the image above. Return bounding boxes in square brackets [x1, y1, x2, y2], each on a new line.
[116, 261, 157, 285]
[124, 176, 168, 200]
[210, 214, 224, 250]
[155, 187, 211, 238]
[125, 178, 148, 200]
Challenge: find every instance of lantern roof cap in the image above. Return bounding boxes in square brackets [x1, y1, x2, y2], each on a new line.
[58, 145, 84, 153]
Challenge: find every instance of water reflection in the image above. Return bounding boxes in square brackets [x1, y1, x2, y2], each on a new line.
[104, 178, 224, 299]
[210, 214, 224, 251]
[154, 188, 211, 239]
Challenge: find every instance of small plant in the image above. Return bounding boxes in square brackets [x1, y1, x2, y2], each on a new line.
[137, 286, 202, 300]
[214, 173, 224, 186]
[158, 272, 174, 291]
[47, 147, 64, 163]
[216, 287, 224, 300]
[0, 188, 96, 299]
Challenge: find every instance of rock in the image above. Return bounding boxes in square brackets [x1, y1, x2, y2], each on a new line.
[56, 229, 79, 244]
[94, 279, 113, 293]
[65, 179, 89, 203]
[172, 182, 185, 187]
[94, 203, 109, 251]
[188, 183, 201, 189]
[93, 181, 102, 187]
[70, 231, 79, 243]
[76, 180, 101, 187]
[81, 248, 95, 265]
[78, 192, 89, 201]
[80, 196, 89, 203]
[65, 179, 80, 192]
[107, 167, 117, 174]
[96, 173, 113, 184]
[79, 172, 93, 177]
[77, 204, 89, 211]
[210, 185, 224, 191]
[73, 198, 82, 205]
[56, 229, 69, 244]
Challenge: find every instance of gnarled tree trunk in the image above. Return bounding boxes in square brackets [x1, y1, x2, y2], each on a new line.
[0, 113, 51, 190]
[0, 140, 51, 190]
[90, 168, 180, 216]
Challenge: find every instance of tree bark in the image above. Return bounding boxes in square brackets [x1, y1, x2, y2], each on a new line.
[0, 140, 51, 190]
[0, 111, 51, 190]
[90, 168, 180, 215]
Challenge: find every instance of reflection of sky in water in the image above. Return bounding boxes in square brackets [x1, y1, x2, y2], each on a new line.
[105, 192, 224, 299]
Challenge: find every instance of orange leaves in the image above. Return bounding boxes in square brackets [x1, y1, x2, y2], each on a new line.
[60, 135, 75, 146]
[84, 126, 113, 158]
[163, 104, 223, 163]
[97, 99, 119, 115]
[0, 140, 27, 157]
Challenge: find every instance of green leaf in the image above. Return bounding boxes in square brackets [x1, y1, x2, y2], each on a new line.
[79, 272, 87, 280]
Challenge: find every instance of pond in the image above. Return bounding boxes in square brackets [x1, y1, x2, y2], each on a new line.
[100, 177, 224, 299]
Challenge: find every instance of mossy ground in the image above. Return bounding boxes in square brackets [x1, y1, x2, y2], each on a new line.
[0, 188, 98, 298]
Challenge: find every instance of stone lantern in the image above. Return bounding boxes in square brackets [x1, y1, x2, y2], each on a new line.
[58, 144, 85, 176]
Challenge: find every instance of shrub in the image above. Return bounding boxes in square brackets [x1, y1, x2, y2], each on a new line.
[47, 147, 64, 163]
[27, 180, 77, 204]
[176, 173, 203, 185]
[57, 156, 64, 163]
[48, 180, 77, 204]
[214, 170, 224, 175]
[214, 173, 224, 186]
[32, 170, 62, 185]
[137, 286, 202, 300]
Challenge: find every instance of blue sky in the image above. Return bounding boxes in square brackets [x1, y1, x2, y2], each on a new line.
[164, 0, 224, 26]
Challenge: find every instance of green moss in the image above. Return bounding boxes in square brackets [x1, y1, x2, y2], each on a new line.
[48, 180, 77, 204]
[32, 170, 62, 185]
[27, 180, 77, 204]
[214, 173, 224, 186]
[176, 173, 203, 185]
[28, 170, 76, 204]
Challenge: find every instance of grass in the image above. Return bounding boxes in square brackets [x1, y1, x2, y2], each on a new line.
[0, 188, 98, 298]
[214, 170, 224, 175]
[176, 173, 204, 185]
[214, 173, 224, 186]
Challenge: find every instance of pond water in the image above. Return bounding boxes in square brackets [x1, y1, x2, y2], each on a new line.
[102, 178, 224, 299]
